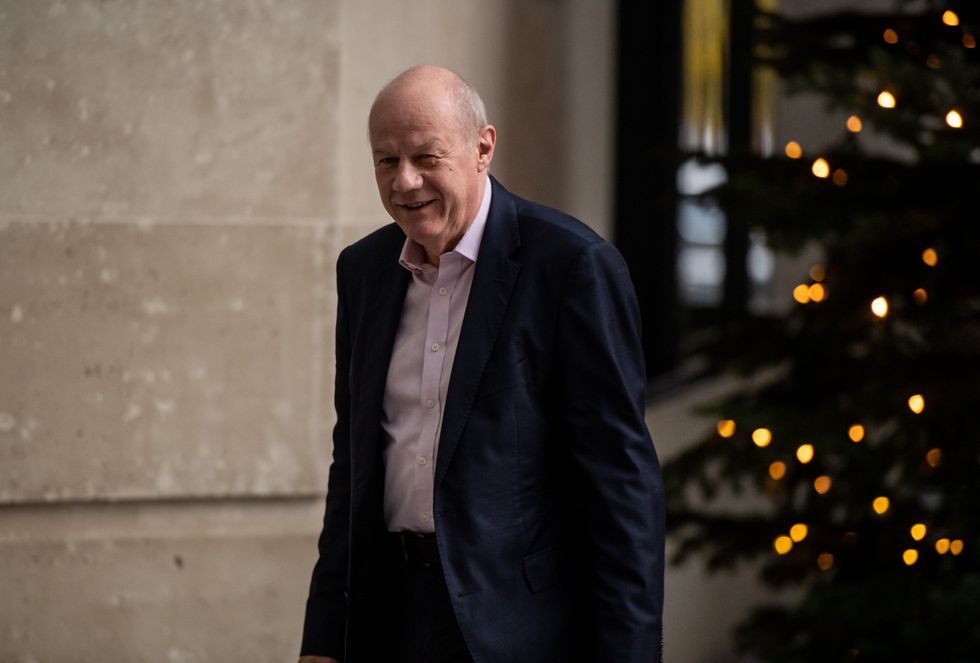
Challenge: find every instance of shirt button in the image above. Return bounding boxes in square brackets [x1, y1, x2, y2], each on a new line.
[438, 287, 448, 295]
[418, 456, 428, 466]
[431, 342, 440, 352]
[425, 399, 435, 408]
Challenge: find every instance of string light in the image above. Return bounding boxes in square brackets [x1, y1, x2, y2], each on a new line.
[769, 461, 787, 480]
[965, 34, 977, 49]
[717, 419, 736, 438]
[946, 110, 963, 128]
[847, 115, 863, 132]
[943, 10, 960, 27]
[926, 448, 942, 467]
[926, 54, 941, 69]
[814, 475, 832, 494]
[873, 496, 890, 515]
[936, 538, 951, 554]
[752, 428, 773, 447]
[817, 553, 834, 571]
[808, 283, 826, 302]
[796, 444, 815, 464]
[908, 394, 925, 414]
[793, 284, 811, 304]
[913, 288, 928, 304]
[785, 141, 803, 159]
[871, 296, 889, 318]
[832, 168, 848, 186]
[774, 536, 793, 555]
[812, 158, 831, 178]
[951, 540, 964, 555]
[790, 523, 809, 542]
[877, 91, 896, 108]
[883, 28, 899, 43]
[910, 524, 927, 541]
[848, 424, 865, 442]
[903, 549, 919, 566]
[922, 248, 938, 266]
[809, 264, 826, 281]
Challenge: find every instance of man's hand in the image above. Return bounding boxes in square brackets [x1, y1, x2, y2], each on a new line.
[298, 657, 339, 663]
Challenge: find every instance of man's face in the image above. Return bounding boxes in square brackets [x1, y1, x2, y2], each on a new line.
[369, 84, 493, 262]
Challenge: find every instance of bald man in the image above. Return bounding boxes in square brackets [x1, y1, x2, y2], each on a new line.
[299, 66, 664, 663]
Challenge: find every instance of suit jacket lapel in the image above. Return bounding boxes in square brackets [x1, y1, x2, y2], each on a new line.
[435, 178, 522, 488]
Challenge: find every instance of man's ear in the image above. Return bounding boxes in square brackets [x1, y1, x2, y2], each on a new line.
[476, 124, 496, 172]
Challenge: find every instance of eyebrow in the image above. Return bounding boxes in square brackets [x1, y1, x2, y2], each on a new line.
[372, 139, 444, 156]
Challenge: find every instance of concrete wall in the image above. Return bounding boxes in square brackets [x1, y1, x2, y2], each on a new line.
[0, 1, 617, 661]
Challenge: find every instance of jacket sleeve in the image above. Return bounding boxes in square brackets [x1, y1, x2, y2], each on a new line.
[300, 250, 353, 659]
[556, 240, 665, 663]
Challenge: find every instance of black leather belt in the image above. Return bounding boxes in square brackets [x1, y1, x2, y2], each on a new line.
[390, 531, 440, 568]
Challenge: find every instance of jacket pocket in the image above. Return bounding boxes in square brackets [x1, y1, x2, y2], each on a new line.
[477, 356, 530, 398]
[522, 545, 563, 593]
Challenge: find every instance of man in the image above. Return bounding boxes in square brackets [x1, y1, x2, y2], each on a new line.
[299, 65, 664, 663]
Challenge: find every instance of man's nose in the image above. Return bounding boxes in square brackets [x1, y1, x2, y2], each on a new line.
[392, 163, 422, 192]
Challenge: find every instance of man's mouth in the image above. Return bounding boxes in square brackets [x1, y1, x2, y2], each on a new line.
[398, 200, 435, 211]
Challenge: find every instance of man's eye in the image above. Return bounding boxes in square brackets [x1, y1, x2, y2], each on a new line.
[377, 157, 397, 167]
[417, 155, 438, 166]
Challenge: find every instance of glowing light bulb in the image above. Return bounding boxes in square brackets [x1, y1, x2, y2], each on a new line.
[936, 538, 950, 554]
[883, 28, 899, 44]
[812, 158, 831, 178]
[809, 264, 826, 282]
[769, 461, 787, 480]
[796, 444, 814, 464]
[717, 419, 736, 438]
[877, 91, 896, 109]
[910, 524, 927, 541]
[913, 288, 928, 304]
[848, 424, 865, 443]
[847, 115, 863, 132]
[814, 475, 832, 494]
[946, 110, 963, 128]
[908, 394, 925, 414]
[832, 169, 849, 186]
[943, 10, 960, 27]
[785, 141, 803, 159]
[871, 296, 889, 318]
[752, 428, 772, 448]
[926, 448, 942, 468]
[808, 283, 826, 302]
[774, 536, 793, 555]
[790, 524, 809, 542]
[793, 284, 811, 304]
[873, 496, 890, 515]
[903, 549, 919, 566]
[964, 34, 977, 49]
[950, 540, 964, 555]
[817, 553, 834, 571]
[922, 248, 938, 266]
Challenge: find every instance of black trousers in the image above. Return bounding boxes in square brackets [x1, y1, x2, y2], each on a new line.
[388, 533, 472, 663]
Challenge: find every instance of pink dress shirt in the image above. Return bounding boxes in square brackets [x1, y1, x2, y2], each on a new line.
[381, 177, 493, 533]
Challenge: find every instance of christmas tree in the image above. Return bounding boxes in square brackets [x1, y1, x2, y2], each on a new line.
[664, 2, 980, 660]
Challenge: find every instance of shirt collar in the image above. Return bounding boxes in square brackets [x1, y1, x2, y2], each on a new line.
[398, 177, 493, 274]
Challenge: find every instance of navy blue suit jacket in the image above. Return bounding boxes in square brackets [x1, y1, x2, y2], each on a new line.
[301, 177, 665, 662]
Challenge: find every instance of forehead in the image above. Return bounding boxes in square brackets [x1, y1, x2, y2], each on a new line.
[369, 86, 464, 149]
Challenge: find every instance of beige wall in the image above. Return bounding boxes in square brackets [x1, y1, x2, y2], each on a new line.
[0, 1, 617, 661]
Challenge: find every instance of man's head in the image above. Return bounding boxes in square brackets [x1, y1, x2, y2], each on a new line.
[368, 65, 496, 265]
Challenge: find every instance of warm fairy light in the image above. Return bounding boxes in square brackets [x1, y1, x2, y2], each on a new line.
[717, 419, 736, 438]
[809, 264, 826, 282]
[943, 10, 960, 27]
[913, 288, 928, 304]
[769, 461, 787, 480]
[774, 535, 794, 555]
[926, 54, 941, 69]
[877, 91, 896, 109]
[785, 140, 803, 159]
[871, 296, 889, 318]
[883, 28, 899, 44]
[752, 428, 773, 448]
[832, 169, 848, 186]
[903, 549, 919, 566]
[922, 248, 938, 266]
[808, 283, 826, 302]
[908, 394, 925, 414]
[817, 553, 834, 571]
[936, 538, 951, 554]
[790, 523, 809, 542]
[910, 524, 927, 541]
[926, 448, 942, 467]
[946, 110, 963, 128]
[848, 424, 865, 443]
[793, 284, 811, 304]
[814, 475, 832, 494]
[965, 34, 977, 49]
[951, 540, 964, 555]
[847, 115, 863, 132]
[812, 157, 831, 178]
[796, 444, 815, 464]
[873, 496, 890, 515]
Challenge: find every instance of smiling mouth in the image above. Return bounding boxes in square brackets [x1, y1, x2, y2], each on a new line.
[399, 200, 435, 211]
